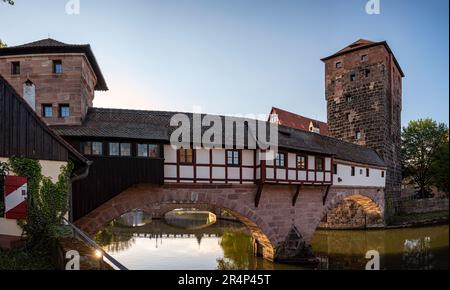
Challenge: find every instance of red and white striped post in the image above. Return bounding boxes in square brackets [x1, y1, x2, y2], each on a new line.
[4, 176, 28, 220]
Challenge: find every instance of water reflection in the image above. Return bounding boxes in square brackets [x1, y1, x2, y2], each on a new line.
[95, 213, 449, 270]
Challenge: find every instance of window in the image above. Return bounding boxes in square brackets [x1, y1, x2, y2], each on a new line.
[382, 171, 385, 178]
[275, 153, 286, 168]
[226, 150, 240, 166]
[109, 143, 120, 156]
[333, 164, 338, 174]
[42, 104, 53, 118]
[120, 143, 131, 156]
[137, 144, 160, 158]
[346, 94, 353, 102]
[138, 144, 148, 157]
[365, 69, 370, 78]
[53, 60, 63, 74]
[356, 130, 362, 140]
[366, 168, 370, 177]
[11, 62, 20, 75]
[148, 144, 160, 158]
[315, 157, 324, 171]
[92, 142, 103, 155]
[335, 61, 342, 69]
[59, 104, 70, 118]
[350, 73, 356, 81]
[179, 149, 194, 164]
[360, 169, 364, 175]
[82, 142, 92, 155]
[361, 54, 368, 62]
[351, 166, 356, 176]
[296, 155, 307, 170]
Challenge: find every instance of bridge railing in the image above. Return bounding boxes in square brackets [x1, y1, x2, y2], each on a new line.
[62, 218, 128, 270]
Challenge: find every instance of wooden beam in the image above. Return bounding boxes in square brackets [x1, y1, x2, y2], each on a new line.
[323, 185, 332, 206]
[255, 182, 264, 208]
[292, 184, 302, 207]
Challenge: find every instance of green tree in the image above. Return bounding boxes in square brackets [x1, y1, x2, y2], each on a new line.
[430, 139, 449, 196]
[0, 40, 7, 48]
[402, 119, 449, 198]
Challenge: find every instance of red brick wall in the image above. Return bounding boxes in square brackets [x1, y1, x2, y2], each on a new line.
[0, 53, 97, 125]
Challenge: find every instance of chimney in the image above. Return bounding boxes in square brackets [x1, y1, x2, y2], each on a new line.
[23, 80, 36, 111]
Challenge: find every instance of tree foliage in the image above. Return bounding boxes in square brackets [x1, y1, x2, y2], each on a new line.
[401, 119, 449, 198]
[430, 140, 449, 196]
[0, 39, 7, 48]
[8, 157, 73, 249]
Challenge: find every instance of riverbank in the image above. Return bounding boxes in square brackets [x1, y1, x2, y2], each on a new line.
[388, 210, 449, 229]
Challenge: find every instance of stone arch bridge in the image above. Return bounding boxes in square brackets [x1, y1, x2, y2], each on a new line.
[76, 184, 384, 263]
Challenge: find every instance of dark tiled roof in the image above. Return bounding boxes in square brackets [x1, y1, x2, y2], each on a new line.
[52, 107, 386, 167]
[321, 39, 404, 77]
[270, 107, 329, 136]
[0, 38, 108, 90]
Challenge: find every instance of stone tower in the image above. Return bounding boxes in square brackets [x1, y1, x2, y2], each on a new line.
[0, 38, 108, 125]
[321, 39, 404, 217]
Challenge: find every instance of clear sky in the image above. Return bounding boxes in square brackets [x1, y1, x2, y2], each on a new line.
[0, 0, 448, 126]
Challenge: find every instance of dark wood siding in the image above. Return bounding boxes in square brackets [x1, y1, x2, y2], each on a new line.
[0, 77, 69, 161]
[72, 156, 164, 221]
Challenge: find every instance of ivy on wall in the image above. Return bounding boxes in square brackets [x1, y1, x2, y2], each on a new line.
[0, 161, 9, 217]
[7, 157, 73, 249]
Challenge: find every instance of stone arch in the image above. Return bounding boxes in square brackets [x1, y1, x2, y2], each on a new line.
[76, 185, 278, 261]
[318, 191, 385, 230]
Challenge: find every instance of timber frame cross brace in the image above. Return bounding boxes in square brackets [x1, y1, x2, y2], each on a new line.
[255, 182, 264, 208]
[292, 184, 302, 207]
[322, 185, 332, 206]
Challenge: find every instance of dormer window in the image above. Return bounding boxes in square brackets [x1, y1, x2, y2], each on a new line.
[11, 62, 20, 75]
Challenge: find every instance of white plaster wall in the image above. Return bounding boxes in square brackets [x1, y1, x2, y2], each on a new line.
[179, 166, 194, 179]
[212, 150, 225, 165]
[333, 163, 386, 187]
[197, 166, 210, 179]
[276, 169, 286, 180]
[288, 153, 296, 168]
[298, 171, 307, 181]
[308, 156, 315, 170]
[288, 170, 296, 180]
[0, 218, 22, 237]
[242, 150, 254, 166]
[212, 167, 225, 179]
[164, 145, 177, 163]
[325, 158, 332, 171]
[196, 149, 210, 164]
[164, 165, 177, 178]
[242, 168, 254, 180]
[228, 168, 240, 180]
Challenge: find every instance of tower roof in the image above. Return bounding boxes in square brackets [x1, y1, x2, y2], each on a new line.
[321, 39, 404, 77]
[0, 38, 108, 90]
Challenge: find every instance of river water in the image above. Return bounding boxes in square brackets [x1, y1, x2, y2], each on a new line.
[95, 212, 449, 270]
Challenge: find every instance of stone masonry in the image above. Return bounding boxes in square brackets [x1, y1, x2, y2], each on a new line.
[0, 54, 97, 125]
[323, 43, 403, 218]
[75, 183, 384, 263]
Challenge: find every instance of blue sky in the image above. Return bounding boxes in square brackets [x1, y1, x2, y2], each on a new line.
[0, 0, 448, 126]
